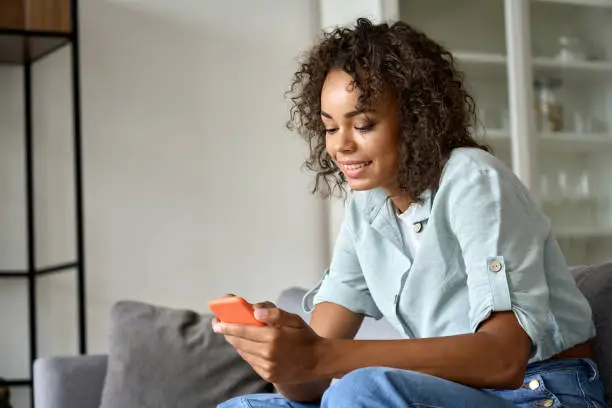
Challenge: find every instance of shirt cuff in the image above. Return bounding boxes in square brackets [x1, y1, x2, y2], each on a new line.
[302, 269, 382, 319]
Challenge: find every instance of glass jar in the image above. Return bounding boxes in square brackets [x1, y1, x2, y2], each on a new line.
[534, 78, 564, 132]
[556, 36, 586, 62]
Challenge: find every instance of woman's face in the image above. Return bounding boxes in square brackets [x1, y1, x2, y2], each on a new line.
[321, 69, 400, 192]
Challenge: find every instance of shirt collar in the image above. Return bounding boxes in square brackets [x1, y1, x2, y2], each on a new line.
[359, 188, 433, 255]
[363, 188, 433, 225]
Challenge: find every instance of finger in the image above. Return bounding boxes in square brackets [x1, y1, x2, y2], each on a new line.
[224, 335, 268, 359]
[235, 350, 272, 381]
[252, 301, 276, 309]
[254, 307, 304, 328]
[218, 322, 273, 342]
[211, 316, 221, 330]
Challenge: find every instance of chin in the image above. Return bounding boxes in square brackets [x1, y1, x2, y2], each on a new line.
[347, 179, 379, 191]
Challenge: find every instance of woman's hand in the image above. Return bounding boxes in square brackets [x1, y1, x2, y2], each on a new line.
[213, 302, 326, 384]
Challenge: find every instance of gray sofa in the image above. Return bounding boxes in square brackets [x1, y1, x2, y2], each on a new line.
[33, 263, 612, 408]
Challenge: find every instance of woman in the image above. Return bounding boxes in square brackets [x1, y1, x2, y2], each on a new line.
[215, 18, 606, 407]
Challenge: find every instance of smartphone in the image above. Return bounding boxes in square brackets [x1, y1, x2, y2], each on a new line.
[208, 296, 265, 326]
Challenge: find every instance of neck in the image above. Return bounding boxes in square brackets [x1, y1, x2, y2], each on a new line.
[387, 190, 412, 214]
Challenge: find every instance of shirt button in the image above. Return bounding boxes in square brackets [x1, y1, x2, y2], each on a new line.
[393, 294, 399, 304]
[528, 379, 540, 390]
[413, 222, 423, 233]
[537, 399, 554, 407]
[489, 259, 502, 273]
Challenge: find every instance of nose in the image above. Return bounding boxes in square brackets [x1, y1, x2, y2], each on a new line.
[331, 128, 356, 154]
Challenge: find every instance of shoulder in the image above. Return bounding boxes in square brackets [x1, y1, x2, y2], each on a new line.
[441, 147, 515, 184]
[438, 147, 530, 199]
[436, 147, 546, 229]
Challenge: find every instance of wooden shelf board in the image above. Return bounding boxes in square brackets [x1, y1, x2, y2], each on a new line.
[0, 28, 71, 64]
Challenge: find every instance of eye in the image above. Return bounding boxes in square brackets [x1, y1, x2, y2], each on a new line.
[325, 128, 338, 135]
[355, 123, 374, 133]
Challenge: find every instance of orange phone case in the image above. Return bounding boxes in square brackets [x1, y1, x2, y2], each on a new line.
[208, 296, 265, 326]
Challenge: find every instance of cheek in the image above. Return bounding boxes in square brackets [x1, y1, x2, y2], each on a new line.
[377, 152, 398, 177]
[325, 137, 334, 158]
[371, 139, 399, 178]
[370, 133, 398, 164]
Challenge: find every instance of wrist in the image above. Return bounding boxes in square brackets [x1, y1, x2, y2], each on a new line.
[313, 337, 346, 380]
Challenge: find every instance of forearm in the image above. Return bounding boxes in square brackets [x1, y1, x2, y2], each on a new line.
[316, 333, 527, 389]
[274, 379, 330, 403]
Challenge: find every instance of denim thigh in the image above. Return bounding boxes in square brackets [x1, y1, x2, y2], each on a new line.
[219, 359, 607, 408]
[489, 358, 607, 408]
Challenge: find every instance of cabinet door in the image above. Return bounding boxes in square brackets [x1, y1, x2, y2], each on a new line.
[529, 0, 612, 265]
[397, 0, 515, 169]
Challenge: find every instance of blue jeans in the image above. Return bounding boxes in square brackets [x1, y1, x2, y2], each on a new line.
[218, 358, 607, 408]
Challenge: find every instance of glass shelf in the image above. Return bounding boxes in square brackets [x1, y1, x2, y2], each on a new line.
[556, 227, 612, 239]
[479, 131, 612, 152]
[454, 52, 612, 80]
[532, 0, 612, 8]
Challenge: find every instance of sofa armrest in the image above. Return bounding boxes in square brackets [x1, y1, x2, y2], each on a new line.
[34, 354, 107, 408]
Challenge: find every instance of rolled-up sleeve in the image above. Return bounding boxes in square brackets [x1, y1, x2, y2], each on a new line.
[302, 214, 382, 319]
[449, 169, 550, 357]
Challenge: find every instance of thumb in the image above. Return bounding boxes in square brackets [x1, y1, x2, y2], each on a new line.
[253, 307, 304, 328]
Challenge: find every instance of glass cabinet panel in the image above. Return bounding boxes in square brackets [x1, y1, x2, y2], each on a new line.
[530, 0, 612, 265]
[398, 0, 513, 168]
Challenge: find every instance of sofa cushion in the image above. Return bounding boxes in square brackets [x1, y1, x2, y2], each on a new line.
[98, 301, 272, 408]
[571, 262, 612, 406]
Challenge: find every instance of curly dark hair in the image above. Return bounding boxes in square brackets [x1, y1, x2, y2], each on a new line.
[287, 18, 490, 200]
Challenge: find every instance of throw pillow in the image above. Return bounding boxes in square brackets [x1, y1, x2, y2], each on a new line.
[98, 300, 273, 408]
[572, 262, 612, 407]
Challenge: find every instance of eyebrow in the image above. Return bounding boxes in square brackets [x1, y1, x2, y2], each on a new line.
[320, 109, 372, 119]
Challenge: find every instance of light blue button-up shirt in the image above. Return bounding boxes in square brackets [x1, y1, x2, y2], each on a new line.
[304, 147, 595, 363]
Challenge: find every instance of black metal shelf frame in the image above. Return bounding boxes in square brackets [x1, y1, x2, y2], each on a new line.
[0, 0, 86, 403]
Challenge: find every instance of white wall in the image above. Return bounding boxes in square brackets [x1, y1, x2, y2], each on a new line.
[0, 1, 325, 403]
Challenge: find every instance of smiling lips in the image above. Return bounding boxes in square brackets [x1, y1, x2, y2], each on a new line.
[339, 160, 372, 178]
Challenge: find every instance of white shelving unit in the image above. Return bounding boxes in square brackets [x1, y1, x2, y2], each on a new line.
[319, 0, 612, 266]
